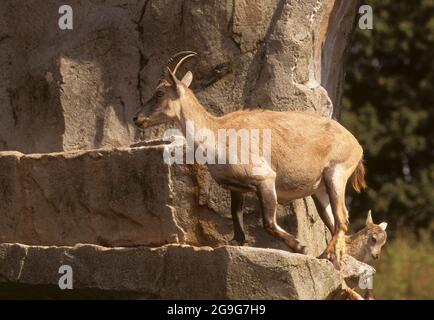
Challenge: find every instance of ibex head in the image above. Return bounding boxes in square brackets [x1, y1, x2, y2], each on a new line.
[133, 51, 197, 128]
[364, 210, 388, 260]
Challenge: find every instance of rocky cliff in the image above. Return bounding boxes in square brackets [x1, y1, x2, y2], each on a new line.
[0, 0, 361, 299]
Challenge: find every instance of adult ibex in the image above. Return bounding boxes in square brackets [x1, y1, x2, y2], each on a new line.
[133, 51, 367, 266]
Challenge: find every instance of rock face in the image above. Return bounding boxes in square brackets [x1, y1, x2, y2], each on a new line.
[0, 0, 361, 299]
[0, 145, 328, 256]
[0, 1, 140, 153]
[0, 145, 372, 299]
[0, 243, 341, 299]
[0, 0, 359, 153]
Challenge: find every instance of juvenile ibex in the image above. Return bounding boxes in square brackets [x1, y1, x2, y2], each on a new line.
[133, 52, 367, 266]
[346, 211, 388, 263]
[345, 210, 388, 299]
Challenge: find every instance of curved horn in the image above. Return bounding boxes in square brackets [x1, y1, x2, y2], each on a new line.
[171, 52, 197, 77]
[166, 51, 197, 69]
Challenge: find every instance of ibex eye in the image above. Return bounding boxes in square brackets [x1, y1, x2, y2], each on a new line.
[156, 91, 164, 98]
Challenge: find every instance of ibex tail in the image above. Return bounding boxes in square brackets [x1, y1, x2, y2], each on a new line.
[351, 159, 367, 193]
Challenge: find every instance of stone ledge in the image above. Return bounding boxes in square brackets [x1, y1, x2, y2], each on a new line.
[0, 243, 341, 300]
[0, 145, 328, 256]
[0, 146, 185, 247]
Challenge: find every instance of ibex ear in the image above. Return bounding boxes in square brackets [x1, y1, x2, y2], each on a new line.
[181, 71, 193, 88]
[379, 222, 388, 231]
[366, 210, 373, 226]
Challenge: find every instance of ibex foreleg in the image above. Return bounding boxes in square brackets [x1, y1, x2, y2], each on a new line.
[230, 191, 246, 245]
[257, 180, 306, 254]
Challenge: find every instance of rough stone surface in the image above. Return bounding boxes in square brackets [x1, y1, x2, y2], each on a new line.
[0, 0, 361, 299]
[0, 145, 328, 256]
[0, 146, 183, 247]
[0, 243, 342, 299]
[0, 0, 142, 153]
[0, 0, 359, 153]
[341, 254, 376, 290]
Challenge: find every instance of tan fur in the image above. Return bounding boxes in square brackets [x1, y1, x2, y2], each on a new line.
[346, 221, 387, 263]
[177, 99, 364, 202]
[344, 212, 388, 300]
[351, 160, 367, 193]
[134, 56, 366, 266]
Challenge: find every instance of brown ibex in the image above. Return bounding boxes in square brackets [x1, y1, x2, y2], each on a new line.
[346, 210, 388, 263]
[133, 52, 367, 266]
[345, 210, 388, 299]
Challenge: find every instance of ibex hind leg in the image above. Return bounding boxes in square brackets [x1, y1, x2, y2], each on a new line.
[256, 180, 306, 254]
[319, 165, 350, 269]
[229, 191, 246, 246]
[312, 186, 335, 235]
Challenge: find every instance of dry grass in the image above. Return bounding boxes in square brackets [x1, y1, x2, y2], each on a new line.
[372, 227, 434, 299]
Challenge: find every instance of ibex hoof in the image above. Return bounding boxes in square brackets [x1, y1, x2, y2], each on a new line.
[331, 256, 341, 270]
[294, 244, 307, 254]
[229, 238, 246, 246]
[317, 250, 330, 260]
[318, 250, 340, 270]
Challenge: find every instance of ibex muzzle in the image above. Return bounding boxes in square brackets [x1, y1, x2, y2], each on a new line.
[133, 51, 197, 129]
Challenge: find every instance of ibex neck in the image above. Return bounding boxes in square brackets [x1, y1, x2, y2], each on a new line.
[345, 230, 368, 262]
[177, 92, 217, 140]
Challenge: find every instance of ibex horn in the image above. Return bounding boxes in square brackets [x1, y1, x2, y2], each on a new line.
[171, 52, 197, 77]
[166, 51, 197, 68]
[167, 51, 197, 76]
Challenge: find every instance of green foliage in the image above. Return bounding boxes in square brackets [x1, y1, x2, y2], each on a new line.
[372, 226, 434, 299]
[342, 0, 434, 232]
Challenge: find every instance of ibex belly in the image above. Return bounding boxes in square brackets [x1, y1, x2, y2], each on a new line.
[207, 159, 323, 201]
[207, 162, 274, 192]
[275, 171, 323, 204]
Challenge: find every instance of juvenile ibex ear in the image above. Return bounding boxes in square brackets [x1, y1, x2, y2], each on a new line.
[366, 210, 373, 226]
[379, 222, 388, 231]
[181, 71, 193, 88]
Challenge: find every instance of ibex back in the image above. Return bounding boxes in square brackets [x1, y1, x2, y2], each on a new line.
[133, 52, 367, 267]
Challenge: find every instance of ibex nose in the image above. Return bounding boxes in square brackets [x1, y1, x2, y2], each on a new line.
[372, 253, 379, 260]
[133, 116, 138, 122]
